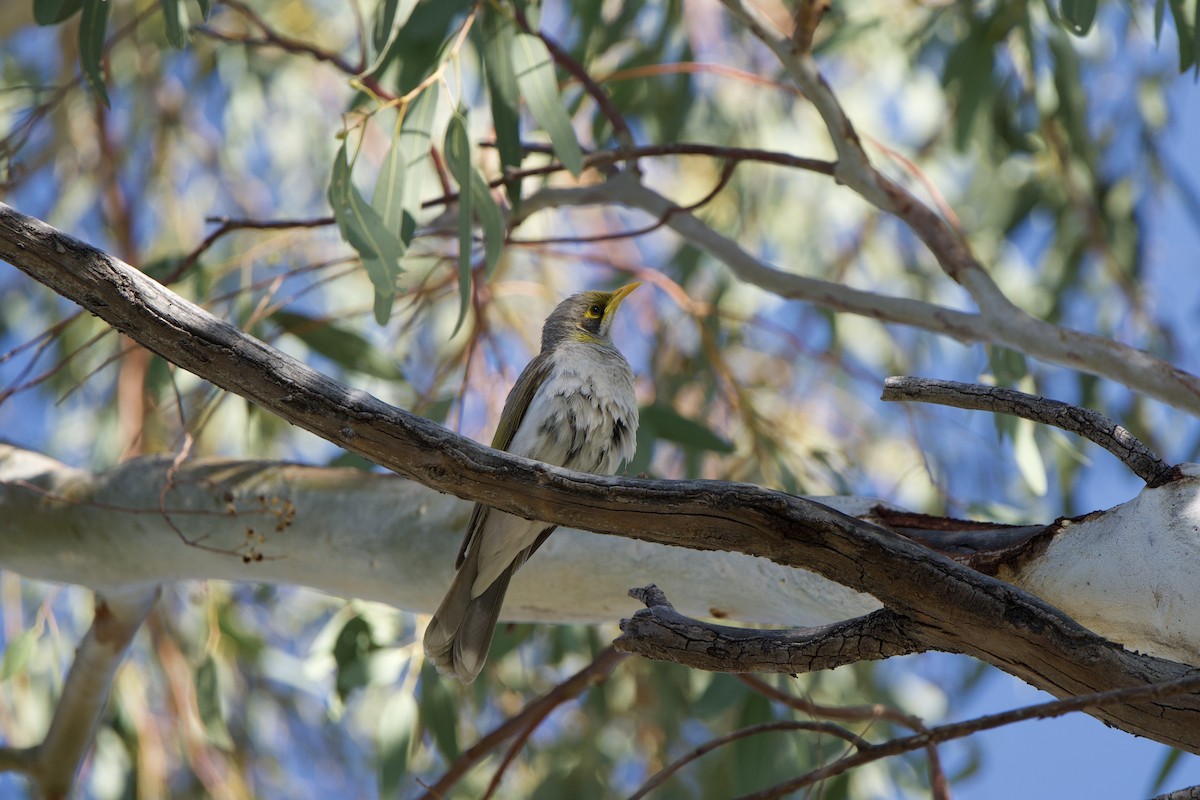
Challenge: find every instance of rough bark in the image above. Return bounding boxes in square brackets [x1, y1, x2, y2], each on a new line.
[5, 203, 1200, 751]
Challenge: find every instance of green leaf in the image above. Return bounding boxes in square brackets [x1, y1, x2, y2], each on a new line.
[161, 0, 187, 48]
[79, 0, 111, 105]
[369, 0, 472, 93]
[369, 0, 420, 68]
[1060, 0, 1096, 36]
[511, 32, 584, 176]
[444, 109, 474, 339]
[469, 166, 505, 277]
[419, 662, 460, 760]
[272, 310, 403, 379]
[328, 140, 406, 324]
[372, 124, 407, 236]
[1, 629, 36, 680]
[1013, 417, 1048, 496]
[332, 615, 376, 702]
[1155, 0, 1167, 43]
[194, 0, 211, 20]
[1150, 748, 1186, 794]
[639, 404, 734, 454]
[397, 88, 439, 246]
[33, 0, 84, 25]
[482, 6, 523, 208]
[986, 346, 1028, 388]
[194, 655, 234, 749]
[1168, 0, 1197, 72]
[379, 691, 418, 797]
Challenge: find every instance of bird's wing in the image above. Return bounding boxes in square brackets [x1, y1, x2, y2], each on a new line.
[454, 352, 554, 568]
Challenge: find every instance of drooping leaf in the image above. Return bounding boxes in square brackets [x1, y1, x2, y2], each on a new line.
[1155, 0, 1167, 43]
[332, 615, 376, 702]
[418, 662, 460, 760]
[79, 0, 111, 105]
[327, 140, 406, 324]
[272, 310, 403, 379]
[482, 5, 523, 208]
[397, 88, 439, 246]
[194, 655, 234, 749]
[1060, 0, 1096, 36]
[369, 0, 472, 93]
[444, 109, 474, 338]
[1, 629, 37, 680]
[161, 0, 187, 48]
[1013, 417, 1048, 496]
[33, 0, 84, 25]
[368, 0, 420, 72]
[372, 123, 407, 236]
[511, 31, 584, 176]
[1168, 0, 1197, 72]
[469, 165, 505, 276]
[639, 404, 734, 453]
[194, 0, 211, 20]
[379, 691, 418, 797]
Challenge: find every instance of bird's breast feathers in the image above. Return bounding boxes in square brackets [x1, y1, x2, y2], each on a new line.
[506, 342, 638, 475]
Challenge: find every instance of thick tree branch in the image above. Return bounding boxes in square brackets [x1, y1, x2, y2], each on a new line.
[881, 376, 1176, 487]
[4, 203, 1200, 751]
[616, 585, 925, 672]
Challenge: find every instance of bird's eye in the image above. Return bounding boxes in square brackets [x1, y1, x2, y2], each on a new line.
[589, 304, 603, 316]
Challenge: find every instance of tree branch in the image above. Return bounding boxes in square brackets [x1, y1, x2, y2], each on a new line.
[616, 585, 925, 673]
[418, 646, 626, 800]
[881, 376, 1176, 487]
[515, 175, 1200, 418]
[0, 587, 159, 798]
[5, 203, 1200, 751]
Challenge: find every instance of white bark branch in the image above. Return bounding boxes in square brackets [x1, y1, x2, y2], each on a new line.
[6, 204, 1200, 750]
[0, 444, 875, 626]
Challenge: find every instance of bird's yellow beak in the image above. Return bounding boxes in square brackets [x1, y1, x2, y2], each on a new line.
[605, 281, 641, 317]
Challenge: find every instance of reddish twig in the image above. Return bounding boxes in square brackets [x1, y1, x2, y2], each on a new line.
[628, 720, 868, 800]
[417, 646, 628, 800]
[734, 672, 1200, 800]
[507, 160, 737, 246]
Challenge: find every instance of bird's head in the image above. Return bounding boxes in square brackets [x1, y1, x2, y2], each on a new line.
[540, 282, 641, 351]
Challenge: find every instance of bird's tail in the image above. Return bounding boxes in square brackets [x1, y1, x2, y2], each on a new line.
[423, 543, 514, 684]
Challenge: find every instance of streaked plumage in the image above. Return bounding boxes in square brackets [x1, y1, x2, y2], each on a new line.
[423, 284, 641, 682]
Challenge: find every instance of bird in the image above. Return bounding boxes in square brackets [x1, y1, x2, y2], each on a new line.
[423, 283, 641, 683]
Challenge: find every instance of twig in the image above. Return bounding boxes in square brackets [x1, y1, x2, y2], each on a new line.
[617, 585, 924, 673]
[507, 161, 737, 246]
[880, 377, 1176, 487]
[418, 646, 627, 799]
[513, 174, 1200, 419]
[737, 674, 948, 800]
[515, 14, 637, 156]
[627, 720, 867, 800]
[734, 671, 1200, 800]
[0, 587, 160, 798]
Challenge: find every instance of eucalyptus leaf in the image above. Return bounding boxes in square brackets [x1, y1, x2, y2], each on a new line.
[483, 6, 523, 208]
[272, 310, 403, 379]
[328, 141, 405, 324]
[640, 404, 734, 453]
[79, 0, 111, 105]
[1060, 0, 1096, 36]
[34, 0, 84, 25]
[161, 0, 187, 48]
[397, 89, 439, 246]
[194, 656, 234, 749]
[511, 31, 584, 176]
[444, 109, 474, 338]
[1, 629, 36, 680]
